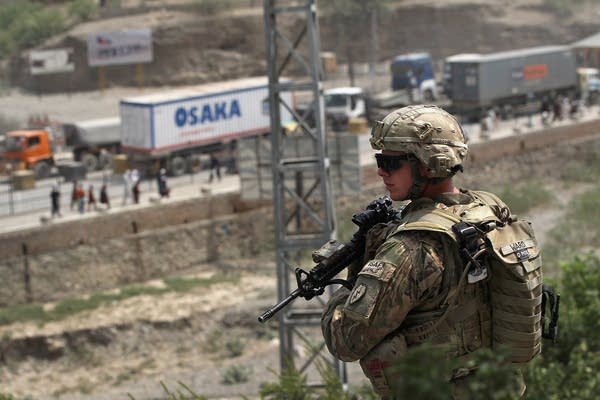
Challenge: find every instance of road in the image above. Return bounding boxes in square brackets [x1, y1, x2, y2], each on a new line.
[0, 168, 241, 234]
[1, 103, 598, 235]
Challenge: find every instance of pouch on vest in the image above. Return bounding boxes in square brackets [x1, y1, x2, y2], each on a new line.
[396, 191, 547, 364]
[485, 218, 543, 363]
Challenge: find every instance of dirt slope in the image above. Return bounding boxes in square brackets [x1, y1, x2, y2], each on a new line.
[7, 0, 600, 93]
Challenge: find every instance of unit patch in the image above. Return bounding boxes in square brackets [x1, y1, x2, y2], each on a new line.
[349, 284, 367, 304]
[363, 260, 385, 277]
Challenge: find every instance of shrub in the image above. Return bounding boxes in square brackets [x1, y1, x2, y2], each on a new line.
[225, 338, 245, 357]
[0, 2, 67, 58]
[524, 255, 600, 399]
[68, 0, 98, 22]
[222, 364, 252, 385]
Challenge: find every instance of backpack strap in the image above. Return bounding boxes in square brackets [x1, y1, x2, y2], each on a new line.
[393, 203, 484, 342]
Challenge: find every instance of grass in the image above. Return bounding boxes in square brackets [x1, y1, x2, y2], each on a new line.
[0, 272, 239, 327]
[492, 180, 556, 216]
[542, 185, 600, 275]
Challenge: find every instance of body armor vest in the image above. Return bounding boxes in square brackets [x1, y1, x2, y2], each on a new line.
[360, 190, 542, 398]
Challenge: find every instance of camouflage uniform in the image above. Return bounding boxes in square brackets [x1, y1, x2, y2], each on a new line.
[321, 192, 526, 399]
[321, 105, 528, 399]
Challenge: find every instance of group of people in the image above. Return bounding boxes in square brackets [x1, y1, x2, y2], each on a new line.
[50, 181, 110, 218]
[50, 167, 171, 218]
[540, 94, 586, 125]
[122, 168, 171, 205]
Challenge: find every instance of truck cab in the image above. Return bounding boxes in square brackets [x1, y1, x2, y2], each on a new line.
[2, 130, 54, 178]
[324, 87, 367, 119]
[577, 67, 600, 101]
[390, 52, 438, 101]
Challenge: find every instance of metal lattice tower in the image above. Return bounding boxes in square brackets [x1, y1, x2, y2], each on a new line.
[263, 0, 346, 385]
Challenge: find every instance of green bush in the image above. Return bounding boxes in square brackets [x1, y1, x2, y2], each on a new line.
[0, 2, 67, 58]
[524, 255, 600, 399]
[259, 364, 315, 399]
[68, 0, 98, 22]
[0, 3, 63, 56]
[222, 364, 252, 385]
[225, 338, 245, 357]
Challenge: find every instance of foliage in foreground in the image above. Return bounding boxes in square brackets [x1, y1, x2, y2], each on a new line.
[523, 254, 600, 399]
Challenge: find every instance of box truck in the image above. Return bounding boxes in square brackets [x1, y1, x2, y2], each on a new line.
[120, 77, 294, 176]
[442, 45, 578, 118]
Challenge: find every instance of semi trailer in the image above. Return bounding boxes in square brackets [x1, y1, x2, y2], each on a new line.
[119, 77, 294, 176]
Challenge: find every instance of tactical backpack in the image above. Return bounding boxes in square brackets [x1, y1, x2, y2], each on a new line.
[397, 190, 559, 363]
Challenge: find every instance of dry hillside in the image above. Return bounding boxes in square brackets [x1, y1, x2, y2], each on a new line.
[7, 0, 600, 93]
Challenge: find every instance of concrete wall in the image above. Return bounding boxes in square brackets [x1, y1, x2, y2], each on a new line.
[0, 194, 273, 307]
[1, 120, 599, 307]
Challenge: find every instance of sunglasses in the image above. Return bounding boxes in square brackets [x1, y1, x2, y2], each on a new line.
[375, 153, 410, 172]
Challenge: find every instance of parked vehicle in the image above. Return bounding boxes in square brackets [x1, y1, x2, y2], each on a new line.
[119, 77, 294, 176]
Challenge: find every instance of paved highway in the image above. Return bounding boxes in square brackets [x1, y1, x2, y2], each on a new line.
[1, 105, 597, 235]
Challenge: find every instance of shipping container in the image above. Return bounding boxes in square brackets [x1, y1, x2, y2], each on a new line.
[119, 77, 294, 175]
[444, 45, 577, 114]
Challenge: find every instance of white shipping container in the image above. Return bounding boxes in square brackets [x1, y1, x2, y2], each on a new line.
[120, 77, 295, 155]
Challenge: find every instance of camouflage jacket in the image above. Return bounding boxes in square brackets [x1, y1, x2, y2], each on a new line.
[321, 190, 498, 398]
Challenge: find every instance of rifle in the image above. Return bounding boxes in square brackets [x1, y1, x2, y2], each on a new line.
[258, 196, 398, 323]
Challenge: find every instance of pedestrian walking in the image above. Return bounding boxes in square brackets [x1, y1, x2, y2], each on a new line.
[50, 184, 61, 217]
[208, 152, 221, 183]
[132, 180, 141, 204]
[87, 184, 98, 211]
[100, 183, 110, 210]
[157, 168, 170, 198]
[122, 169, 132, 205]
[75, 183, 85, 214]
[70, 181, 78, 210]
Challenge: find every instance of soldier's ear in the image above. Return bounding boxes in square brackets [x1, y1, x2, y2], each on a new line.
[417, 162, 434, 178]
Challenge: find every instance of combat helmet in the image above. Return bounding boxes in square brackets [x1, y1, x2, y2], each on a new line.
[370, 104, 468, 178]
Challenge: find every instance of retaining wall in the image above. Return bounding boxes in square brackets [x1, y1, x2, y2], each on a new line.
[1, 119, 599, 307]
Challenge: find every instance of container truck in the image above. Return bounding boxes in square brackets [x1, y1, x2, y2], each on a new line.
[119, 77, 294, 176]
[442, 45, 578, 119]
[61, 117, 121, 172]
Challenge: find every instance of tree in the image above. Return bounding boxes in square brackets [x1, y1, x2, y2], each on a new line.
[320, 0, 389, 86]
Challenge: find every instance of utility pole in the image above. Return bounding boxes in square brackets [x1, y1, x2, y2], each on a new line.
[263, 0, 346, 387]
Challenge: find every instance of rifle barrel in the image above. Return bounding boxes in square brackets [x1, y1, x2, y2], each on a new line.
[258, 287, 302, 323]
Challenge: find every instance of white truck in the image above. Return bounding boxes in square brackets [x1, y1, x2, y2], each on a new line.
[120, 77, 294, 176]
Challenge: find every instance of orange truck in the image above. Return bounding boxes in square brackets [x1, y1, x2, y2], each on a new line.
[2, 129, 55, 178]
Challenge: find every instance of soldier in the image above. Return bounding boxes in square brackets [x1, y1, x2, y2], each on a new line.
[321, 105, 537, 399]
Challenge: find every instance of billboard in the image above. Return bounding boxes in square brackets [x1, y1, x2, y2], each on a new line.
[87, 29, 153, 67]
[29, 48, 74, 75]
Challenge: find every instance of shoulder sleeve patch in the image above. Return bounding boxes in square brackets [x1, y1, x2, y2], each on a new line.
[343, 260, 397, 323]
[360, 260, 396, 281]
